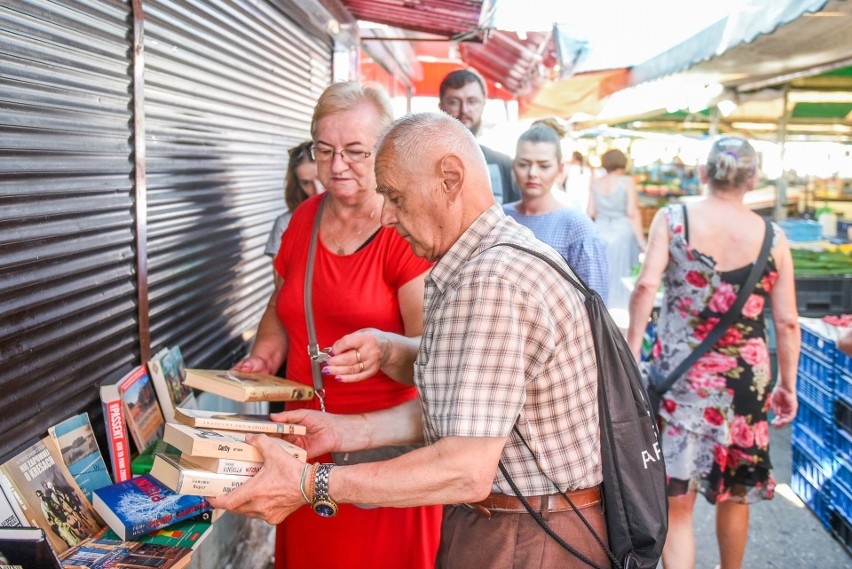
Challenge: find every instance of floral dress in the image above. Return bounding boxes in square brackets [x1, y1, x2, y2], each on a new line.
[648, 205, 780, 504]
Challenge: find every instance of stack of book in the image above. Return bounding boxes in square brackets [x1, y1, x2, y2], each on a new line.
[0, 345, 312, 567]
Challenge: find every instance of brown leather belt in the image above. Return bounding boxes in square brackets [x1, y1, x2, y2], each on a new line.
[466, 485, 602, 519]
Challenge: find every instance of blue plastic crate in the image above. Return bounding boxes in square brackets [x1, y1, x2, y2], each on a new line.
[837, 427, 852, 463]
[800, 324, 837, 357]
[835, 454, 852, 494]
[799, 371, 835, 418]
[831, 478, 852, 525]
[794, 399, 835, 460]
[781, 219, 822, 242]
[798, 348, 835, 387]
[829, 510, 852, 557]
[837, 348, 852, 374]
[792, 443, 832, 490]
[837, 370, 852, 404]
[836, 395, 852, 436]
[792, 468, 832, 529]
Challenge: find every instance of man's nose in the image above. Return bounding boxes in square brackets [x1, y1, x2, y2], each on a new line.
[379, 198, 395, 226]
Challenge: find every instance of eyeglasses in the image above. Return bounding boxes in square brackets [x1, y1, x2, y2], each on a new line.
[310, 145, 372, 163]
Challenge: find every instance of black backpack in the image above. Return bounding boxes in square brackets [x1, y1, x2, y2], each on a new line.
[493, 243, 668, 569]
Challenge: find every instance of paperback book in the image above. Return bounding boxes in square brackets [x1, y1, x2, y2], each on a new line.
[148, 346, 196, 422]
[97, 517, 211, 550]
[92, 474, 211, 541]
[0, 438, 101, 554]
[0, 473, 26, 529]
[182, 455, 262, 476]
[183, 369, 313, 402]
[0, 527, 62, 569]
[149, 454, 250, 497]
[131, 440, 181, 477]
[174, 408, 306, 435]
[47, 413, 112, 503]
[162, 423, 307, 463]
[99, 374, 133, 483]
[120, 365, 166, 454]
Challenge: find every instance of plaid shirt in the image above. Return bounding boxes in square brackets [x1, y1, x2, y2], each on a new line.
[416, 205, 602, 495]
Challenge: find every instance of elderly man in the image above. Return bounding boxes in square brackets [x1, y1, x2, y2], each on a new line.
[210, 112, 608, 568]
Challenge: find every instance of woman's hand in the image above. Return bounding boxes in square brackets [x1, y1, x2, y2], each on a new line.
[233, 355, 276, 374]
[322, 329, 388, 383]
[769, 384, 797, 428]
[271, 408, 347, 459]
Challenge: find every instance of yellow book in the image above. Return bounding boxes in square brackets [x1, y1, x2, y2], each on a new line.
[173, 408, 306, 436]
[162, 423, 307, 463]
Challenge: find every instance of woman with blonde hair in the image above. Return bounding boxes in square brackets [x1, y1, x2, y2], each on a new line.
[627, 136, 799, 569]
[236, 81, 441, 569]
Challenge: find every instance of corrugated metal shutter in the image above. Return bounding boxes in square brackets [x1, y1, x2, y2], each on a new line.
[0, 0, 136, 460]
[142, 0, 332, 368]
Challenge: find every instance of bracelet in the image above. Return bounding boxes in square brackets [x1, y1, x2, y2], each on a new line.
[306, 462, 319, 503]
[299, 463, 311, 504]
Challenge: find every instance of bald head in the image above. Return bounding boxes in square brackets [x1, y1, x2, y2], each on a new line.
[376, 112, 497, 261]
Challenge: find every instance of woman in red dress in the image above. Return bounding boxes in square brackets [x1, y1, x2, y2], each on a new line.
[234, 82, 441, 569]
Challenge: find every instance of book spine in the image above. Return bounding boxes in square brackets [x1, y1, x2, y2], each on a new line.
[194, 418, 279, 434]
[0, 470, 28, 526]
[208, 459, 262, 475]
[102, 398, 132, 483]
[175, 473, 247, 497]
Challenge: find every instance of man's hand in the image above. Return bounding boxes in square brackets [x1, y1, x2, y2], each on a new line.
[271, 408, 352, 459]
[208, 434, 306, 524]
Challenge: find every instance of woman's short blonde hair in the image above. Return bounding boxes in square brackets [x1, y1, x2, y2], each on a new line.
[705, 135, 758, 188]
[311, 81, 394, 139]
[601, 149, 628, 172]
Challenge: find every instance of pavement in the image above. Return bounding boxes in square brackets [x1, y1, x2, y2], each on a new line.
[686, 424, 850, 568]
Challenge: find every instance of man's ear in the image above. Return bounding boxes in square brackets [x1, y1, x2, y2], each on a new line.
[439, 154, 464, 201]
[698, 164, 709, 185]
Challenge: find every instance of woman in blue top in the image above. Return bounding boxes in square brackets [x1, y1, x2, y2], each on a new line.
[504, 124, 609, 301]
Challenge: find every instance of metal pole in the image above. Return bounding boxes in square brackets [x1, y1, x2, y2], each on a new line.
[774, 85, 790, 222]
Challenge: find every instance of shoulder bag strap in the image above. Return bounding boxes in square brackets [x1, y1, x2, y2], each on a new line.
[305, 196, 327, 411]
[655, 217, 773, 393]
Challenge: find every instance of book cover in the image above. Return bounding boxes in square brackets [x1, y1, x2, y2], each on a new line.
[162, 423, 307, 463]
[97, 517, 211, 550]
[131, 440, 181, 477]
[183, 369, 314, 402]
[120, 366, 166, 455]
[59, 527, 192, 569]
[47, 413, 112, 503]
[173, 408, 306, 435]
[92, 474, 211, 541]
[150, 454, 250, 497]
[0, 473, 26, 529]
[148, 347, 196, 423]
[0, 527, 62, 569]
[99, 375, 133, 484]
[0, 438, 101, 554]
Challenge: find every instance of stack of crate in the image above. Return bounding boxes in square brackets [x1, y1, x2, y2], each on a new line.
[792, 320, 851, 554]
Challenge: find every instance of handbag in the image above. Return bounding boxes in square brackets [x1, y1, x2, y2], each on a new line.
[303, 196, 419, 471]
[489, 242, 667, 569]
[646, 215, 773, 414]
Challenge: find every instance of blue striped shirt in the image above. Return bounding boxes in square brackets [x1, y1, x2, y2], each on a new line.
[504, 204, 609, 303]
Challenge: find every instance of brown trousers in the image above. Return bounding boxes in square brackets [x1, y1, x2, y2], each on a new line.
[436, 499, 612, 569]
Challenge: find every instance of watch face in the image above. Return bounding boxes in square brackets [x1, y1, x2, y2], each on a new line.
[313, 500, 338, 517]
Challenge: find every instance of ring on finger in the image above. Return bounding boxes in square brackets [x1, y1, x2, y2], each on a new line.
[356, 349, 362, 363]
[359, 361, 364, 372]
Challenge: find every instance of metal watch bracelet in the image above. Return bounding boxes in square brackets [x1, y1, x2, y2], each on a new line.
[311, 463, 338, 517]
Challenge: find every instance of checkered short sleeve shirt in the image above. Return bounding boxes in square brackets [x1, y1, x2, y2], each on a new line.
[416, 205, 602, 495]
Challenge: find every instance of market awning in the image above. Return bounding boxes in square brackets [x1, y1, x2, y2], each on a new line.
[338, 0, 495, 38]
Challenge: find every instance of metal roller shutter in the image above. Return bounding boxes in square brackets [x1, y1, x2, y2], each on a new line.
[0, 0, 136, 460]
[142, 0, 332, 368]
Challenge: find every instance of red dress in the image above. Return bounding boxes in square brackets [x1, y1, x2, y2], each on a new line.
[273, 194, 441, 569]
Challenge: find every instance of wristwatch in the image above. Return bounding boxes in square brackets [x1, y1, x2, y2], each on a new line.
[311, 463, 338, 517]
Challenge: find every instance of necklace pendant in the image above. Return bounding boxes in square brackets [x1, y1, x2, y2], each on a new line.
[336, 247, 345, 255]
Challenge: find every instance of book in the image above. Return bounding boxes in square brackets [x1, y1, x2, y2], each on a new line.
[0, 473, 25, 529]
[162, 423, 307, 463]
[148, 347, 196, 423]
[173, 408, 306, 435]
[99, 375, 133, 484]
[97, 517, 211, 550]
[120, 365, 166, 454]
[183, 369, 314, 402]
[131, 440, 181, 476]
[0, 528, 62, 569]
[47, 413, 112, 503]
[0, 438, 101, 555]
[92, 475, 211, 541]
[59, 527, 191, 568]
[150, 454, 250, 497]
[180, 455, 262, 476]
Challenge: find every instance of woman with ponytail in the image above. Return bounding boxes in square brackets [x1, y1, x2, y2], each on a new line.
[626, 136, 800, 569]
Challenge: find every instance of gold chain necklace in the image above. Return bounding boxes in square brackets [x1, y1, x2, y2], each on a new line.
[327, 196, 381, 255]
